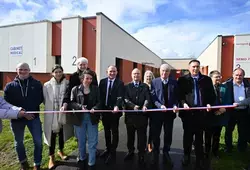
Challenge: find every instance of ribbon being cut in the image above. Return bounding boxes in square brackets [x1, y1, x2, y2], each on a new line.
[25, 105, 236, 114]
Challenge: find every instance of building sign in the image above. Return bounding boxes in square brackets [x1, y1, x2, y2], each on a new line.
[233, 35, 250, 77]
[10, 45, 23, 56]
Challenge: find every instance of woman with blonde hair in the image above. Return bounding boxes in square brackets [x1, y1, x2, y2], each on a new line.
[143, 70, 155, 153]
[43, 65, 74, 169]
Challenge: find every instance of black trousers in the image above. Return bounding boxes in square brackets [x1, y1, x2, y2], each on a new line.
[182, 115, 204, 160]
[49, 128, 64, 156]
[225, 110, 248, 151]
[204, 126, 222, 154]
[125, 116, 148, 156]
[151, 114, 174, 154]
[102, 115, 120, 153]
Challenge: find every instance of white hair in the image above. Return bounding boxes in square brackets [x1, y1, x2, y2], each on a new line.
[160, 63, 171, 71]
[76, 57, 88, 65]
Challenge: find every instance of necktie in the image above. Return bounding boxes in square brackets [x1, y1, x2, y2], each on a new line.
[215, 85, 221, 104]
[163, 80, 167, 85]
[107, 80, 112, 106]
[194, 78, 201, 106]
[135, 83, 139, 87]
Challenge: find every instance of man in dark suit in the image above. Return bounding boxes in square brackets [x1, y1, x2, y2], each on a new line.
[224, 68, 250, 153]
[150, 63, 178, 166]
[204, 70, 227, 159]
[99, 65, 124, 164]
[178, 59, 216, 170]
[124, 68, 151, 165]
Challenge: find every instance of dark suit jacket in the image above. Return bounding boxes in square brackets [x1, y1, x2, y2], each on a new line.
[223, 78, 250, 105]
[99, 78, 124, 117]
[63, 68, 98, 104]
[124, 82, 151, 125]
[178, 73, 216, 122]
[151, 77, 179, 118]
[67, 84, 101, 126]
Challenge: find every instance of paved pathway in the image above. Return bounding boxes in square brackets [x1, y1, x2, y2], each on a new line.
[54, 116, 211, 170]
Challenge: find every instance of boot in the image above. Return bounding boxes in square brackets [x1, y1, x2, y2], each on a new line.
[48, 155, 55, 169]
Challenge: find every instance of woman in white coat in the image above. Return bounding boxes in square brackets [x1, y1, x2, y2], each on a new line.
[43, 65, 73, 169]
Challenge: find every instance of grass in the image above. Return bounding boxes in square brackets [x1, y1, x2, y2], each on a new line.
[211, 127, 250, 170]
[0, 102, 103, 170]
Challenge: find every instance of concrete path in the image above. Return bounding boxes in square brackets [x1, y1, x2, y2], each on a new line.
[54, 116, 211, 170]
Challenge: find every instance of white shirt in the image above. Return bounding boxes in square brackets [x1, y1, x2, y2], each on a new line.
[161, 78, 169, 85]
[106, 78, 115, 106]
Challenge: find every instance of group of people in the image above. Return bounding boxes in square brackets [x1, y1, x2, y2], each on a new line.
[0, 57, 250, 170]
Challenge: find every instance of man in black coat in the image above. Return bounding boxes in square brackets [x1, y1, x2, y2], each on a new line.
[124, 68, 151, 165]
[61, 57, 98, 110]
[99, 65, 124, 164]
[178, 59, 216, 170]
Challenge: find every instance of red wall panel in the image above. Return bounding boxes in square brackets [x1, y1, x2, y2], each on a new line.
[52, 22, 61, 56]
[221, 36, 234, 81]
[82, 18, 97, 71]
[121, 59, 133, 84]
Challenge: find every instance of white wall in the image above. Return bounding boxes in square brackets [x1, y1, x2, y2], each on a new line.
[163, 59, 193, 70]
[197, 36, 222, 73]
[234, 34, 250, 77]
[61, 16, 83, 74]
[96, 13, 162, 80]
[0, 21, 53, 73]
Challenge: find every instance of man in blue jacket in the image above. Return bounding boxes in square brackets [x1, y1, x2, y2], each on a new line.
[150, 63, 178, 167]
[4, 63, 44, 170]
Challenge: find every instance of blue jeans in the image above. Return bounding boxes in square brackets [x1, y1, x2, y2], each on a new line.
[10, 117, 43, 166]
[75, 113, 98, 166]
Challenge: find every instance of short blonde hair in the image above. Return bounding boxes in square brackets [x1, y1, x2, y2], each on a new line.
[143, 70, 155, 83]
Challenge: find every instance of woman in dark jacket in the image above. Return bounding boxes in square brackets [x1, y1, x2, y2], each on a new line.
[69, 70, 100, 170]
[143, 70, 155, 153]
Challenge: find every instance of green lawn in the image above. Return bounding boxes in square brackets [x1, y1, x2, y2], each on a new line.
[211, 127, 250, 170]
[0, 103, 103, 170]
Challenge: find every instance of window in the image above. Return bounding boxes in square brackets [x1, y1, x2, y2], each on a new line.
[55, 56, 61, 65]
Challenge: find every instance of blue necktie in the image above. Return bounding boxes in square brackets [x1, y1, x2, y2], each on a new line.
[194, 78, 201, 106]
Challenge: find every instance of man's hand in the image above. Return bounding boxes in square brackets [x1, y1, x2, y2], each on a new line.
[134, 105, 140, 110]
[207, 104, 211, 112]
[113, 106, 119, 113]
[219, 108, 226, 113]
[161, 105, 167, 110]
[183, 103, 189, 109]
[82, 105, 87, 110]
[18, 110, 35, 120]
[233, 103, 239, 107]
[173, 106, 178, 113]
[142, 106, 147, 111]
[60, 103, 68, 111]
[90, 108, 95, 114]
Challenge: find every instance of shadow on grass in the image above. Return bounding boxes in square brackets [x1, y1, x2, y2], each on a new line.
[211, 143, 250, 170]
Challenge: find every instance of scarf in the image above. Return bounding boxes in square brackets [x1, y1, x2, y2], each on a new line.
[50, 77, 67, 133]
